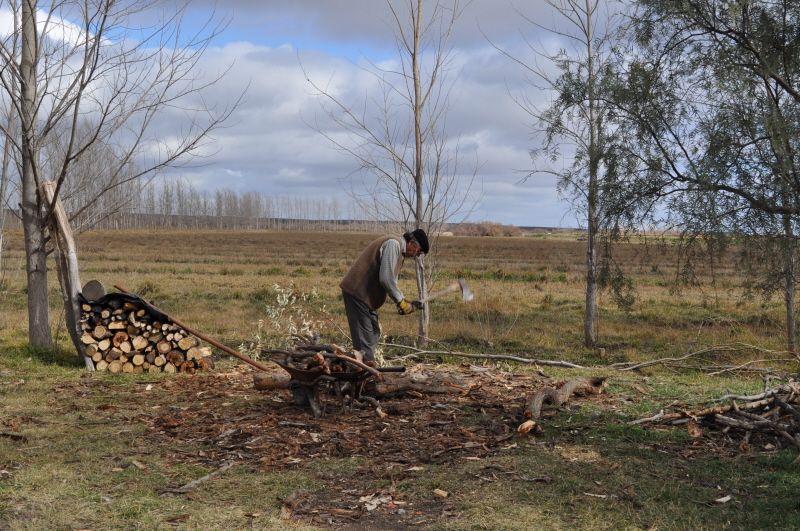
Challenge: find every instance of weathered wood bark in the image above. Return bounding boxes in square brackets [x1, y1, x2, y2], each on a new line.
[524, 377, 607, 421]
[20, 1, 51, 349]
[41, 181, 91, 368]
[374, 371, 467, 397]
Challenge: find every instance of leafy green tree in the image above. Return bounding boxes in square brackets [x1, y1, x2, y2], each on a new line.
[616, 0, 800, 353]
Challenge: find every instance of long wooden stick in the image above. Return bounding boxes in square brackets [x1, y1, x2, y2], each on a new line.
[114, 284, 271, 372]
[382, 342, 585, 368]
[162, 461, 236, 495]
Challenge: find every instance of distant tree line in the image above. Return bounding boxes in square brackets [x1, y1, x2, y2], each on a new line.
[1, 177, 395, 232]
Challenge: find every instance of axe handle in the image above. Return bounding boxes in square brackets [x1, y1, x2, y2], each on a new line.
[419, 281, 461, 303]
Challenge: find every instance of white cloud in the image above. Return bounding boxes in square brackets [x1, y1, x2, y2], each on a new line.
[124, 1, 583, 226]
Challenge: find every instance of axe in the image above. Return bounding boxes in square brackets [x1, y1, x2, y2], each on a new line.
[413, 278, 474, 309]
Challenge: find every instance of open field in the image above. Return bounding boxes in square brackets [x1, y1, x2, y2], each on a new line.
[1, 229, 799, 529]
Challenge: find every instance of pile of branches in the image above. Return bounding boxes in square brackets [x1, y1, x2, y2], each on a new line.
[262, 344, 379, 380]
[633, 382, 800, 458]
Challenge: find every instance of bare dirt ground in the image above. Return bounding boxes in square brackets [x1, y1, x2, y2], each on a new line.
[59, 363, 609, 527]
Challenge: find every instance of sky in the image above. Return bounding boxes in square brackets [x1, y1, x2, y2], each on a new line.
[17, 0, 588, 228]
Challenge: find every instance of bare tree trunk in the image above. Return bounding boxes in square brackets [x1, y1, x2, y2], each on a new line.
[20, 0, 52, 348]
[585, 188, 598, 347]
[0, 2, 17, 278]
[416, 255, 429, 345]
[783, 213, 796, 355]
[583, 0, 598, 348]
[412, 0, 430, 345]
[0, 120, 12, 274]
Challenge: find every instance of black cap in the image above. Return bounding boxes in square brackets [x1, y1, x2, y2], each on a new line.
[411, 228, 429, 254]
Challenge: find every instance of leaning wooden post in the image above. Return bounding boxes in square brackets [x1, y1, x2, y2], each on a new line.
[40, 181, 93, 369]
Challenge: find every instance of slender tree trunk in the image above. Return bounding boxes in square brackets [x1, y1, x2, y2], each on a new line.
[0, 3, 19, 279]
[0, 119, 12, 274]
[411, 0, 430, 345]
[21, 0, 52, 348]
[585, 184, 598, 347]
[783, 213, 796, 355]
[583, 0, 598, 348]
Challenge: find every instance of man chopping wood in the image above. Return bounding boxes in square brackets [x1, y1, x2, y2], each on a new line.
[340, 229, 429, 365]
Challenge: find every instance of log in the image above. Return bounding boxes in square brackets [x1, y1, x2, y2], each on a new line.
[166, 351, 185, 366]
[92, 325, 108, 340]
[81, 333, 97, 345]
[132, 335, 149, 351]
[85, 344, 98, 357]
[132, 354, 145, 366]
[253, 372, 291, 391]
[178, 337, 197, 351]
[122, 362, 134, 373]
[91, 352, 103, 363]
[108, 360, 123, 373]
[186, 347, 201, 361]
[112, 332, 128, 348]
[154, 355, 167, 367]
[97, 339, 111, 352]
[525, 377, 607, 421]
[373, 372, 468, 397]
[119, 341, 132, 354]
[95, 360, 108, 371]
[157, 341, 172, 355]
[164, 363, 176, 374]
[108, 321, 126, 331]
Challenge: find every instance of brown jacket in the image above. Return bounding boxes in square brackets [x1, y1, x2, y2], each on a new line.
[340, 236, 404, 310]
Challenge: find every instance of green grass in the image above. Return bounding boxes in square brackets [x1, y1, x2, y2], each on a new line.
[2, 229, 800, 528]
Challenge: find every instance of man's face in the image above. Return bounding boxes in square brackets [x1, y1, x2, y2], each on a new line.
[404, 241, 423, 258]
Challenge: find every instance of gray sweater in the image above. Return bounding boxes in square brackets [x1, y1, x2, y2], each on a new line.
[379, 238, 405, 303]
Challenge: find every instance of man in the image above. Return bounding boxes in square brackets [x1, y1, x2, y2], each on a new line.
[340, 228, 430, 364]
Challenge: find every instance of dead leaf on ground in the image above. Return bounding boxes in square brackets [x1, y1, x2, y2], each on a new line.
[686, 420, 704, 438]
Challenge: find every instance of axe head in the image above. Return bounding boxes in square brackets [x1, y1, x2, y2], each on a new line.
[457, 278, 474, 302]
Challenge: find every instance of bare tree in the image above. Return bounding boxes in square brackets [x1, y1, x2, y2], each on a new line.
[0, 0, 239, 351]
[499, 0, 639, 347]
[306, 0, 476, 343]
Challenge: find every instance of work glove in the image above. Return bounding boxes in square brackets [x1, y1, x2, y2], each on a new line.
[397, 298, 415, 315]
[411, 300, 424, 310]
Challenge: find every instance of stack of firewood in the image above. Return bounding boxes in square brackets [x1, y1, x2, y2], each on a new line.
[79, 297, 214, 374]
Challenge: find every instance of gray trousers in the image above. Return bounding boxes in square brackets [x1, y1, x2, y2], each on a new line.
[342, 291, 380, 362]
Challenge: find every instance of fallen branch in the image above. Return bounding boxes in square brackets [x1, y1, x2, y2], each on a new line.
[707, 358, 797, 376]
[612, 343, 795, 372]
[382, 343, 584, 368]
[0, 431, 27, 442]
[161, 461, 236, 495]
[524, 377, 607, 421]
